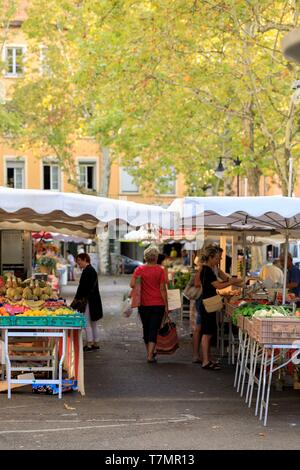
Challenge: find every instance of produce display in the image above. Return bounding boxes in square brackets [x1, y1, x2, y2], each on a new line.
[231, 302, 293, 325]
[17, 307, 76, 317]
[0, 275, 85, 327]
[1, 275, 57, 301]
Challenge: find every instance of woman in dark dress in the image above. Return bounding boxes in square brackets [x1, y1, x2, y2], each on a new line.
[72, 253, 103, 352]
[200, 246, 241, 370]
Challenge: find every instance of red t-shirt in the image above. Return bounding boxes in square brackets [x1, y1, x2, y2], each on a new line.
[133, 265, 166, 306]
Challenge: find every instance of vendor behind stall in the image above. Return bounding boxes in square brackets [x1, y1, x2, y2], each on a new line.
[280, 252, 300, 297]
[259, 260, 284, 288]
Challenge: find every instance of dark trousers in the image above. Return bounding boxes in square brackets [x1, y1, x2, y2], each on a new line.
[139, 305, 165, 344]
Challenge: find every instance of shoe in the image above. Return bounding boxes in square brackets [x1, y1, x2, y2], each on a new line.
[83, 346, 93, 352]
[202, 361, 221, 371]
[91, 345, 100, 350]
[147, 357, 157, 363]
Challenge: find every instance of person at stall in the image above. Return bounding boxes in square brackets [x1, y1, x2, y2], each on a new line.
[130, 245, 168, 363]
[280, 252, 300, 297]
[71, 253, 103, 352]
[199, 246, 242, 370]
[259, 260, 283, 288]
[170, 246, 178, 258]
[214, 246, 231, 281]
[192, 254, 204, 363]
[192, 245, 236, 364]
[181, 249, 189, 266]
[67, 250, 76, 282]
[157, 253, 169, 285]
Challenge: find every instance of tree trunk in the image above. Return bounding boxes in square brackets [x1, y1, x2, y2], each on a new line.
[243, 98, 262, 196]
[97, 146, 112, 275]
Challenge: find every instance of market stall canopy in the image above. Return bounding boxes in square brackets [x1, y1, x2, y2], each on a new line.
[0, 187, 171, 237]
[51, 233, 93, 244]
[168, 196, 300, 233]
[123, 227, 159, 242]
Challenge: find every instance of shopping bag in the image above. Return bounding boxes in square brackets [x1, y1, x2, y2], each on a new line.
[167, 288, 182, 311]
[129, 277, 141, 308]
[202, 294, 223, 313]
[121, 298, 133, 317]
[156, 319, 179, 355]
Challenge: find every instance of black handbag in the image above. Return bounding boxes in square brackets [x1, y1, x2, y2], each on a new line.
[70, 277, 98, 313]
[70, 297, 87, 313]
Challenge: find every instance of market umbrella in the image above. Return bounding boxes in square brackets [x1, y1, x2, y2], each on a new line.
[168, 196, 300, 303]
[123, 227, 159, 242]
[0, 187, 171, 237]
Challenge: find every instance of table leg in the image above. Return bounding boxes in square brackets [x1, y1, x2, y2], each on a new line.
[237, 331, 247, 393]
[58, 330, 67, 399]
[1, 328, 5, 381]
[263, 348, 275, 427]
[248, 341, 259, 409]
[4, 329, 11, 399]
[240, 334, 251, 397]
[259, 347, 269, 421]
[255, 347, 265, 416]
[246, 338, 255, 404]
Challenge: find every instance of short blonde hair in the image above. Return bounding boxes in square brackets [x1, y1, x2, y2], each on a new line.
[144, 245, 160, 263]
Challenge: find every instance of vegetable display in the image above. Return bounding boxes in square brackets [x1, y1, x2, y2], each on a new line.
[232, 303, 293, 325]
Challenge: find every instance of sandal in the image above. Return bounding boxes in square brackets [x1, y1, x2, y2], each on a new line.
[202, 361, 221, 371]
[147, 357, 157, 363]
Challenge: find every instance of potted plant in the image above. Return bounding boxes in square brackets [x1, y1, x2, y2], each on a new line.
[36, 254, 58, 274]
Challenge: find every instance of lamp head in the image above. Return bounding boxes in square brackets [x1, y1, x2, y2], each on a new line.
[215, 158, 225, 179]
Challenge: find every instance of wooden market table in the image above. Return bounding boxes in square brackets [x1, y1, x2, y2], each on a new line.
[0, 325, 85, 399]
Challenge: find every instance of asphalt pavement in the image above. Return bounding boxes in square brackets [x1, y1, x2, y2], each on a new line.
[1, 275, 300, 450]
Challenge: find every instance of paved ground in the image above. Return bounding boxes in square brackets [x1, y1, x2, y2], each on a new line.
[1, 276, 300, 450]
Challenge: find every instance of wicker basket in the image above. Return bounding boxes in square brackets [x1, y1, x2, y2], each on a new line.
[237, 315, 245, 330]
[253, 317, 300, 344]
[244, 318, 254, 338]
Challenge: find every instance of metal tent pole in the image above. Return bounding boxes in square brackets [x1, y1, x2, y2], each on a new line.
[282, 232, 289, 305]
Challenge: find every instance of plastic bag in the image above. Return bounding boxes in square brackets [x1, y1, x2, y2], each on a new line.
[122, 298, 133, 317]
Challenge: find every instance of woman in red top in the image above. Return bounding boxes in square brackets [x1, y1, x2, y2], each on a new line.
[130, 245, 168, 363]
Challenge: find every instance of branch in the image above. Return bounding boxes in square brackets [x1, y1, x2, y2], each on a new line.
[256, 22, 293, 33]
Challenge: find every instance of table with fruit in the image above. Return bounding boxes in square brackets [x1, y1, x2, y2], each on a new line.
[0, 275, 85, 327]
[0, 276, 86, 397]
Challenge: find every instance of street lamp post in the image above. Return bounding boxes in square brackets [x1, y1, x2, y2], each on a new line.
[215, 157, 241, 196]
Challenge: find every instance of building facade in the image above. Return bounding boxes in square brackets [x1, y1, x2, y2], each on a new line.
[0, 1, 297, 204]
[0, 1, 186, 206]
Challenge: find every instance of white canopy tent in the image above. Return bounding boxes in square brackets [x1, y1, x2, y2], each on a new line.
[168, 196, 300, 303]
[50, 233, 93, 244]
[0, 187, 171, 237]
[168, 196, 300, 232]
[123, 226, 160, 243]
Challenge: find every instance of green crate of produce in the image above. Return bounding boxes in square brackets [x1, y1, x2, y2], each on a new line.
[0, 316, 15, 326]
[14, 316, 49, 327]
[46, 316, 86, 327]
